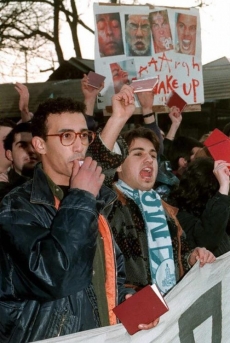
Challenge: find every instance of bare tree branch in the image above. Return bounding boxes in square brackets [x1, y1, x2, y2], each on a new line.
[0, 0, 95, 81]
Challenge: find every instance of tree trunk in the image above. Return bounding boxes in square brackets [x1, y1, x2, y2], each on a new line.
[69, 0, 81, 57]
[53, 0, 65, 64]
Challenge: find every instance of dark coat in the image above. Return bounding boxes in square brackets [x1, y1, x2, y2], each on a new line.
[176, 192, 230, 257]
[0, 165, 101, 342]
[0, 168, 29, 203]
[0, 133, 131, 342]
[107, 187, 191, 289]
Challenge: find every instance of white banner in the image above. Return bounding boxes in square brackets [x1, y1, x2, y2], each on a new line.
[33, 251, 230, 343]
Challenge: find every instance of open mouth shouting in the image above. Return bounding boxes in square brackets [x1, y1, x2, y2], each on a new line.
[181, 39, 191, 51]
[140, 167, 153, 181]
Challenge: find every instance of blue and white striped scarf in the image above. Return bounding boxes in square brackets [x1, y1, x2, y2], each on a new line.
[116, 179, 176, 294]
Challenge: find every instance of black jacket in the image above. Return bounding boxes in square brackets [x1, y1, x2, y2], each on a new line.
[0, 165, 101, 342]
[0, 168, 29, 203]
[176, 192, 230, 257]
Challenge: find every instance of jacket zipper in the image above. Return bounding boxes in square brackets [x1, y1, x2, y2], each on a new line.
[57, 310, 67, 337]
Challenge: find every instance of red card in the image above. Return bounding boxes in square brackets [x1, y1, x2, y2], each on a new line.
[113, 284, 168, 335]
[203, 128, 230, 163]
[166, 91, 187, 112]
[87, 71, 105, 89]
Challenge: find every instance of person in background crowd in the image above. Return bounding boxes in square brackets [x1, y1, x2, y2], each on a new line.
[0, 122, 40, 202]
[222, 122, 230, 137]
[96, 12, 124, 57]
[166, 135, 203, 179]
[0, 82, 33, 176]
[0, 119, 16, 174]
[169, 157, 230, 257]
[125, 14, 152, 56]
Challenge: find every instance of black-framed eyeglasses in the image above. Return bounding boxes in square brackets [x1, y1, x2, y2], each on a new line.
[46, 130, 95, 146]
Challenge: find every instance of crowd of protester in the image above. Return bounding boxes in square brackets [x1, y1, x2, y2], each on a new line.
[0, 75, 228, 343]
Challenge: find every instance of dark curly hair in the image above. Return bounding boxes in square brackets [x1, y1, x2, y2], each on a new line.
[170, 157, 218, 216]
[0, 118, 16, 129]
[31, 97, 86, 140]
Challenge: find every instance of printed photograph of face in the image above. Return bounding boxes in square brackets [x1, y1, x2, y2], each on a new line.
[149, 10, 173, 53]
[176, 13, 197, 55]
[96, 12, 124, 57]
[110, 59, 136, 94]
[125, 14, 151, 56]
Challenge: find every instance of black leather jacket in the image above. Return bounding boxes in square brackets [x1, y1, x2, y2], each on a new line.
[0, 168, 29, 203]
[0, 134, 131, 342]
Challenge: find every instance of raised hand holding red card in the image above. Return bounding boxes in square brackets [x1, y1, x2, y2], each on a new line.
[87, 71, 105, 89]
[204, 128, 230, 164]
[130, 76, 158, 93]
[113, 284, 169, 335]
[166, 90, 187, 113]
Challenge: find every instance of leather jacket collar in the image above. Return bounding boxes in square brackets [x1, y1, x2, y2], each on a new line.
[30, 163, 117, 210]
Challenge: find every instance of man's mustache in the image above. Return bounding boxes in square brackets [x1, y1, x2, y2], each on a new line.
[68, 154, 85, 163]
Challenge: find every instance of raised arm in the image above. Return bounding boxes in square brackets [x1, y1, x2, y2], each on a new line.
[87, 86, 135, 186]
[100, 85, 135, 151]
[81, 73, 104, 116]
[135, 89, 155, 124]
[135, 89, 164, 156]
[213, 160, 230, 195]
[163, 106, 182, 158]
[14, 82, 33, 123]
[165, 106, 182, 141]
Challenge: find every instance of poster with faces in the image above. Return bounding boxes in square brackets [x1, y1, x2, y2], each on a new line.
[94, 4, 203, 110]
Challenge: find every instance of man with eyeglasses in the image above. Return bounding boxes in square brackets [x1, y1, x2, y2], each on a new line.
[0, 91, 136, 342]
[125, 14, 152, 56]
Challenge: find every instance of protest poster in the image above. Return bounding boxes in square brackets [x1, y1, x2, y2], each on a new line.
[93, 4, 203, 113]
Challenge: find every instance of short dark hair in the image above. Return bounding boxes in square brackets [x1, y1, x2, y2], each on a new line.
[4, 122, 33, 151]
[170, 157, 217, 216]
[31, 97, 86, 140]
[0, 118, 17, 129]
[121, 126, 160, 153]
[168, 136, 203, 171]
